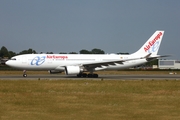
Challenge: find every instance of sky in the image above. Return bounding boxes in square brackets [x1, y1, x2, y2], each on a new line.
[0, 0, 180, 59]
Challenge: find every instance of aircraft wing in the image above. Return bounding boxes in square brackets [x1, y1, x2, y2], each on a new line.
[83, 58, 133, 67]
[81, 55, 149, 68]
[60, 53, 152, 68]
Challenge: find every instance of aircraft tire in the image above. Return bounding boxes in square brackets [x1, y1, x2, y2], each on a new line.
[82, 73, 87, 77]
[23, 74, 27, 77]
[93, 74, 98, 78]
[77, 74, 81, 77]
[87, 74, 98, 78]
[87, 74, 93, 78]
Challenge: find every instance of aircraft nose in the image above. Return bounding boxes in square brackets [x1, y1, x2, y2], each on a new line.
[5, 60, 10, 65]
[5, 60, 12, 66]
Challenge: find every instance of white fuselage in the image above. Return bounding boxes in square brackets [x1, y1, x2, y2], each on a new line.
[6, 54, 147, 71]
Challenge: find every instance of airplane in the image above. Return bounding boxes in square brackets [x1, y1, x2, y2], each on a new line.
[6, 30, 168, 78]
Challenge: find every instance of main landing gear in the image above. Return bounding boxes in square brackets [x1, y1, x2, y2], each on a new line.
[77, 73, 98, 78]
[23, 70, 27, 77]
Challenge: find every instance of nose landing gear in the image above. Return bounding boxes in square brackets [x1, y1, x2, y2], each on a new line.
[23, 70, 27, 77]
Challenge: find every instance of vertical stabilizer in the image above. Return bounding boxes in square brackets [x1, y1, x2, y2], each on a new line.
[132, 31, 164, 56]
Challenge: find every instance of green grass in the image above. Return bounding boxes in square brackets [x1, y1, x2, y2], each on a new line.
[0, 80, 180, 120]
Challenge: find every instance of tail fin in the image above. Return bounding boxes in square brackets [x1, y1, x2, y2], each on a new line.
[132, 31, 164, 56]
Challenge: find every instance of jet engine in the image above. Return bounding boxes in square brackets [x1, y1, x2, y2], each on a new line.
[65, 66, 82, 75]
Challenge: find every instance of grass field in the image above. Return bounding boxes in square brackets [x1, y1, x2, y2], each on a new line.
[0, 80, 180, 120]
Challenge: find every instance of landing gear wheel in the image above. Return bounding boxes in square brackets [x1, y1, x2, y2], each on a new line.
[77, 73, 87, 77]
[82, 73, 87, 77]
[77, 74, 81, 77]
[93, 74, 98, 78]
[77, 73, 98, 78]
[23, 74, 27, 77]
[88, 74, 98, 78]
[88, 74, 93, 78]
[23, 70, 27, 77]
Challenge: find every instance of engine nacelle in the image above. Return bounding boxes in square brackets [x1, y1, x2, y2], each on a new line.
[65, 66, 81, 75]
[48, 70, 63, 74]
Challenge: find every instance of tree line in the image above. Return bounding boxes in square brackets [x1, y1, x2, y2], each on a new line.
[0, 46, 115, 58]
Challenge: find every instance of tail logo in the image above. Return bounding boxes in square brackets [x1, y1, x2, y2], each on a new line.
[147, 41, 160, 53]
[144, 32, 163, 52]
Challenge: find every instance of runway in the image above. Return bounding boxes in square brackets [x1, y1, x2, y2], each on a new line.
[0, 74, 180, 80]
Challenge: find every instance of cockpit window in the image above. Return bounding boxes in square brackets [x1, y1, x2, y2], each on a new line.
[10, 58, 16, 60]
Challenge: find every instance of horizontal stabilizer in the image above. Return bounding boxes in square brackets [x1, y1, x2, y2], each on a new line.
[146, 55, 171, 61]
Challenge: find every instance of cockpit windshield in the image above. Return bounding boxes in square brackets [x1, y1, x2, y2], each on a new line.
[10, 58, 16, 60]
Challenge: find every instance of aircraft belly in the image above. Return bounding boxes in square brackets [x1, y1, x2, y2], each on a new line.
[15, 64, 57, 70]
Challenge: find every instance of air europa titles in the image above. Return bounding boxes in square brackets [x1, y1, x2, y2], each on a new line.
[144, 32, 162, 52]
[46, 55, 68, 59]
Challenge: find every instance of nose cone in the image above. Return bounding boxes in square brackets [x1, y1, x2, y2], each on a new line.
[5, 60, 11, 66]
[6, 60, 18, 68]
[5, 60, 16, 67]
